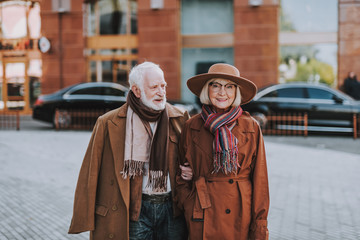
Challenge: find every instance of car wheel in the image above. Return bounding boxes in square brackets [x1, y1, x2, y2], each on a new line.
[252, 112, 268, 129]
[53, 109, 71, 129]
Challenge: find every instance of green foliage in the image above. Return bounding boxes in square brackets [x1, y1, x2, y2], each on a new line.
[280, 46, 316, 63]
[287, 59, 335, 86]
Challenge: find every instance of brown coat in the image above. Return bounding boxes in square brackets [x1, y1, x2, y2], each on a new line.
[175, 112, 269, 240]
[68, 103, 189, 240]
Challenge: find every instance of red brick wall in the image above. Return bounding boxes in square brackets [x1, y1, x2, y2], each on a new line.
[137, 0, 181, 100]
[338, 0, 360, 88]
[40, 1, 85, 94]
[234, 0, 279, 89]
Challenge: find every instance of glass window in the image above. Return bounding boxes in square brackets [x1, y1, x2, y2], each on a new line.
[72, 87, 103, 95]
[104, 87, 126, 97]
[275, 88, 305, 98]
[307, 88, 334, 100]
[281, 0, 338, 33]
[181, 0, 233, 35]
[1, 4, 27, 39]
[279, 0, 338, 87]
[263, 90, 278, 98]
[86, 0, 137, 36]
[28, 3, 41, 39]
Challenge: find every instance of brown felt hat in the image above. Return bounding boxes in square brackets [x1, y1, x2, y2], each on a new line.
[187, 63, 257, 105]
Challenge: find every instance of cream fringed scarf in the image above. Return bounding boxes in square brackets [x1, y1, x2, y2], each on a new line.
[123, 107, 151, 178]
[122, 91, 169, 192]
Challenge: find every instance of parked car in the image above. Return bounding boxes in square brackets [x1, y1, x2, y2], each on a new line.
[241, 83, 360, 133]
[33, 82, 199, 125]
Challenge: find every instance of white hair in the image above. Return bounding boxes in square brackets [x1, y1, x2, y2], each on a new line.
[128, 61, 164, 89]
[199, 79, 242, 107]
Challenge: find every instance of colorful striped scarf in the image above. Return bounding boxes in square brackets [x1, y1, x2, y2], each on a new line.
[201, 105, 243, 174]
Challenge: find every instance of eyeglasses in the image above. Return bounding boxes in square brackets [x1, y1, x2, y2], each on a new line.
[209, 82, 237, 93]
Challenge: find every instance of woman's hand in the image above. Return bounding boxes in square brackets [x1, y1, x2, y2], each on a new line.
[180, 162, 193, 181]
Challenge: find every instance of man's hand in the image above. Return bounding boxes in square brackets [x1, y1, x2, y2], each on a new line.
[180, 162, 193, 181]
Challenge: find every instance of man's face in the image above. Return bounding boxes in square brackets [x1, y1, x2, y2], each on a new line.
[140, 68, 167, 111]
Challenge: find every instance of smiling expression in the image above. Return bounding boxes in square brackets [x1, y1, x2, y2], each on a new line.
[208, 78, 237, 112]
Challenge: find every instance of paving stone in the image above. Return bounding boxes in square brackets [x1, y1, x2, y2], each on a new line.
[0, 128, 360, 239]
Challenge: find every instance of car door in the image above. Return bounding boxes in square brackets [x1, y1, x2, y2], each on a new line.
[305, 86, 354, 128]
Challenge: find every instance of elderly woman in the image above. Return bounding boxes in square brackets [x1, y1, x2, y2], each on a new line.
[176, 63, 269, 240]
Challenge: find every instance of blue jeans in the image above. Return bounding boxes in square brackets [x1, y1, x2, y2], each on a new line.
[129, 198, 188, 240]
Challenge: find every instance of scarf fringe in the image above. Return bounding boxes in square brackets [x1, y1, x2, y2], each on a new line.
[121, 160, 145, 179]
[146, 170, 167, 192]
[212, 150, 240, 174]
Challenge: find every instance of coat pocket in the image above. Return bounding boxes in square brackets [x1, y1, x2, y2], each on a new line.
[95, 204, 109, 217]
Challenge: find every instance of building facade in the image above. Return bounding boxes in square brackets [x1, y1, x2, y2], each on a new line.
[40, 0, 279, 104]
[1, 0, 359, 113]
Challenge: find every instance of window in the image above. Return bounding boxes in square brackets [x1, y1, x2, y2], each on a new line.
[71, 87, 103, 95]
[181, 0, 233, 35]
[265, 88, 304, 98]
[307, 88, 334, 100]
[279, 0, 338, 86]
[86, 0, 137, 36]
[104, 87, 126, 97]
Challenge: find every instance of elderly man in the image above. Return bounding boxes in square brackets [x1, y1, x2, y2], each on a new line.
[68, 62, 189, 240]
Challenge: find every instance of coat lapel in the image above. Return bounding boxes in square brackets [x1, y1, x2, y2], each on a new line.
[108, 104, 130, 208]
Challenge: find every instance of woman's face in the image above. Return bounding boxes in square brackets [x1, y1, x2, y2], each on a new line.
[208, 78, 237, 112]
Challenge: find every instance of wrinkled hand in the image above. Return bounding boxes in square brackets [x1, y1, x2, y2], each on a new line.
[180, 162, 193, 181]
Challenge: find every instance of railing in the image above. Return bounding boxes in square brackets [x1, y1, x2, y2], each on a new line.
[261, 113, 308, 136]
[354, 114, 360, 139]
[54, 109, 108, 130]
[0, 111, 20, 130]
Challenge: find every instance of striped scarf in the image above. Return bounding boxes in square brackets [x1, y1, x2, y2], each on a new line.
[201, 105, 243, 174]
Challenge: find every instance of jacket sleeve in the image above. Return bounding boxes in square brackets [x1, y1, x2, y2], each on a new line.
[68, 117, 105, 234]
[174, 121, 192, 211]
[250, 122, 270, 240]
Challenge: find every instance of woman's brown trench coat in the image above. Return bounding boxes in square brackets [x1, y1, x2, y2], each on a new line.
[68, 103, 189, 240]
[175, 112, 269, 240]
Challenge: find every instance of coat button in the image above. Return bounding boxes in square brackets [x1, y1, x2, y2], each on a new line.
[225, 209, 231, 214]
[229, 179, 234, 184]
[110, 179, 114, 185]
[112, 205, 117, 211]
[108, 233, 114, 238]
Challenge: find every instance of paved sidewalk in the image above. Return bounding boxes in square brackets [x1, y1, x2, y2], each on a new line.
[0, 127, 359, 239]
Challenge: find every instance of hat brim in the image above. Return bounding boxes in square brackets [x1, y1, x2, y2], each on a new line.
[187, 73, 257, 105]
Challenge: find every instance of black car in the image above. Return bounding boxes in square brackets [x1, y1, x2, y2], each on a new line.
[33, 82, 129, 124]
[242, 83, 360, 133]
[33, 82, 200, 125]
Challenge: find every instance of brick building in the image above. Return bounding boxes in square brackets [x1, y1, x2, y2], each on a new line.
[40, 0, 279, 104]
[1, 0, 360, 113]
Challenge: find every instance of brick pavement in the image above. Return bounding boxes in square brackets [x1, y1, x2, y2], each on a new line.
[0, 129, 360, 240]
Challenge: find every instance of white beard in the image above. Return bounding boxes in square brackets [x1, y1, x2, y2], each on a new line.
[140, 90, 166, 111]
